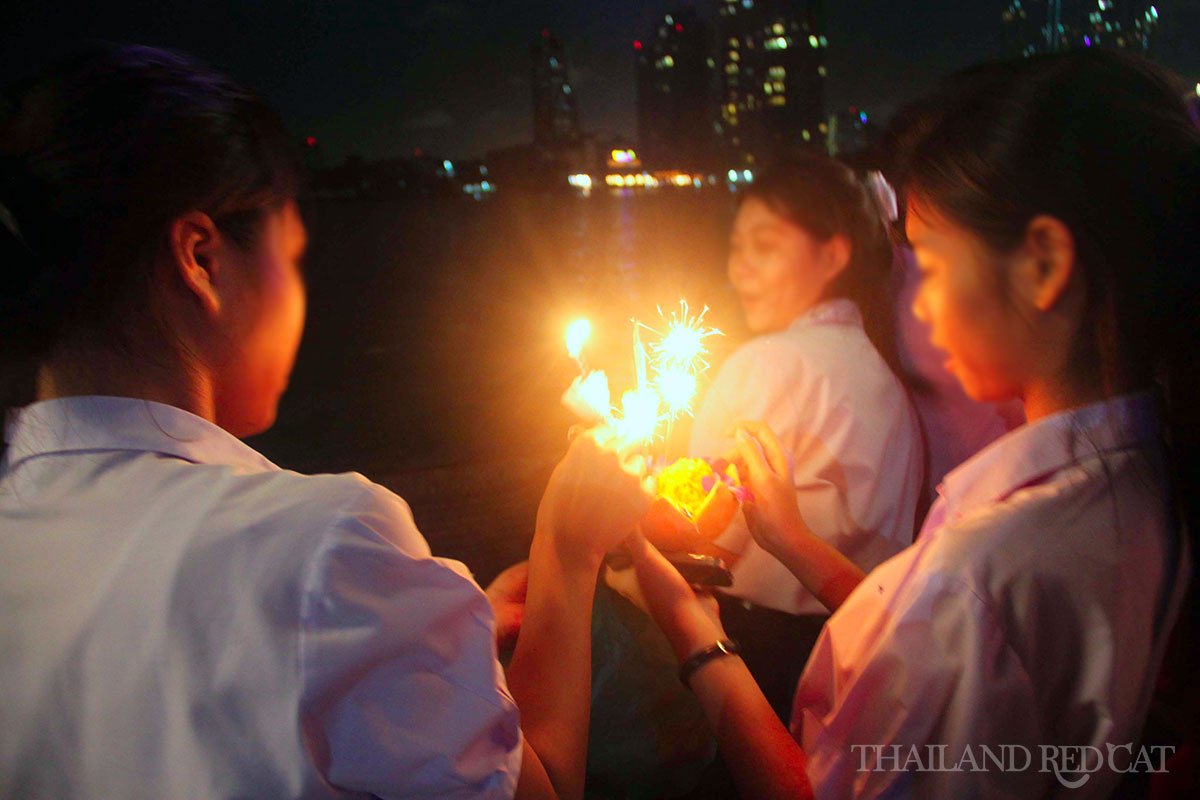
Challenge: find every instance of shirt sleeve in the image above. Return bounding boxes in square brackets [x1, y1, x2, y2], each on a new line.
[297, 480, 521, 800]
[794, 571, 1043, 798]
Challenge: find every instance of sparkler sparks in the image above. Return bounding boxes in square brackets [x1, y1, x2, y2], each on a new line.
[560, 300, 723, 449]
[640, 300, 722, 421]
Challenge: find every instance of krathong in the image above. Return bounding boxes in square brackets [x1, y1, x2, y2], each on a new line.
[649, 456, 752, 541]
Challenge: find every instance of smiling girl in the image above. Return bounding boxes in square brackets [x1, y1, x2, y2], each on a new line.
[681, 156, 924, 717]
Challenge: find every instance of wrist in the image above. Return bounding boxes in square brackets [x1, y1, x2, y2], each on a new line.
[531, 525, 606, 574]
[766, 515, 816, 561]
[678, 638, 741, 687]
[666, 612, 727, 663]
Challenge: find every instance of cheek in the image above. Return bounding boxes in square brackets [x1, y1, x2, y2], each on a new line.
[257, 266, 305, 372]
[230, 264, 305, 417]
[936, 270, 1023, 398]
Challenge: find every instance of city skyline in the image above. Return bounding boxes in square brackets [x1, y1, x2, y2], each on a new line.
[4, 0, 1199, 162]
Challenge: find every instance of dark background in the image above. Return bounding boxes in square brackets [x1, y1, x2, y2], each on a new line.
[5, 1, 1198, 161]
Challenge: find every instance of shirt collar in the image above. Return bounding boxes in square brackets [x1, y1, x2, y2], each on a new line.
[788, 298, 862, 332]
[936, 391, 1161, 524]
[3, 395, 278, 474]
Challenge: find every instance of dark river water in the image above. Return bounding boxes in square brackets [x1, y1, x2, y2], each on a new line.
[245, 190, 750, 579]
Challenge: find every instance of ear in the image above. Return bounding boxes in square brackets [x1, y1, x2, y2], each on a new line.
[168, 211, 223, 317]
[1022, 215, 1076, 312]
[823, 233, 852, 281]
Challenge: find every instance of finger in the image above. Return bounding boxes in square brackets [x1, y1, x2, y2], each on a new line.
[734, 427, 771, 483]
[735, 421, 791, 477]
[628, 532, 697, 601]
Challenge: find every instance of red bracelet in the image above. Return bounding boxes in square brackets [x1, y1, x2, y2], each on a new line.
[678, 639, 741, 687]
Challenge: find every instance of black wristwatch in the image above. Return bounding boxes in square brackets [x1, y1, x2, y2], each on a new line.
[678, 639, 742, 687]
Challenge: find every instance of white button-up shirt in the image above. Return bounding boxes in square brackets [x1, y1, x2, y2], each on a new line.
[792, 392, 1190, 798]
[690, 299, 924, 615]
[0, 396, 520, 799]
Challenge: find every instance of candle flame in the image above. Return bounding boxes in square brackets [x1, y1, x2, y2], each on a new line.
[565, 318, 591, 361]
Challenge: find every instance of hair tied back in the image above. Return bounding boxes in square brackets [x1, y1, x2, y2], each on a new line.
[865, 170, 899, 224]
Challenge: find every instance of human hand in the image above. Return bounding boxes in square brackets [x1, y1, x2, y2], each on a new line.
[731, 421, 811, 562]
[485, 560, 528, 651]
[535, 428, 650, 567]
[626, 531, 725, 662]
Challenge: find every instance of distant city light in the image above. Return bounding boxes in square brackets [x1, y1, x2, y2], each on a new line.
[1150, 5, 1158, 20]
[742, 169, 753, 182]
[727, 169, 739, 182]
[305, 136, 317, 147]
[567, 173, 594, 189]
[1084, 35, 1092, 46]
[442, 159, 455, 177]
[808, 34, 819, 48]
[859, 111, 868, 123]
[675, 23, 684, 33]
[1195, 82, 1200, 97]
[634, 40, 643, 50]
[611, 149, 637, 164]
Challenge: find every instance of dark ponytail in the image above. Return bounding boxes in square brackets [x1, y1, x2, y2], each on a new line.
[737, 155, 905, 381]
[0, 44, 301, 456]
[890, 49, 1200, 754]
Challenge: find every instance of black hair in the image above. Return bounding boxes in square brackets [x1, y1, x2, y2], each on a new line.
[737, 154, 904, 382]
[889, 49, 1200, 751]
[0, 44, 301, 424]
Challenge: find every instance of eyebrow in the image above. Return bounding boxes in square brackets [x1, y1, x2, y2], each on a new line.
[735, 222, 784, 236]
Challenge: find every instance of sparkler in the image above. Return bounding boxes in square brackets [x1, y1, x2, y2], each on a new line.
[560, 300, 722, 451]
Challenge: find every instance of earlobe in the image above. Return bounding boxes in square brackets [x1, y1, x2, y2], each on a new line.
[169, 212, 222, 317]
[1025, 215, 1076, 312]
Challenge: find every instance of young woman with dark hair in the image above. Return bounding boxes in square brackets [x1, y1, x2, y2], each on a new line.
[659, 155, 925, 718]
[629, 49, 1196, 798]
[0, 45, 647, 799]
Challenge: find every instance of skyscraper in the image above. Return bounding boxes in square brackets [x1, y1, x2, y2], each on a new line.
[1003, 0, 1160, 57]
[531, 30, 581, 149]
[635, 10, 717, 169]
[716, 0, 827, 166]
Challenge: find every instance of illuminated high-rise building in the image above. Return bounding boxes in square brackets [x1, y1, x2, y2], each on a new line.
[635, 10, 718, 169]
[716, 0, 827, 166]
[531, 30, 581, 148]
[1003, 0, 1160, 57]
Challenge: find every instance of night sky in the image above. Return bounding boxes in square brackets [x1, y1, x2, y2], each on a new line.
[4, 1, 1199, 161]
